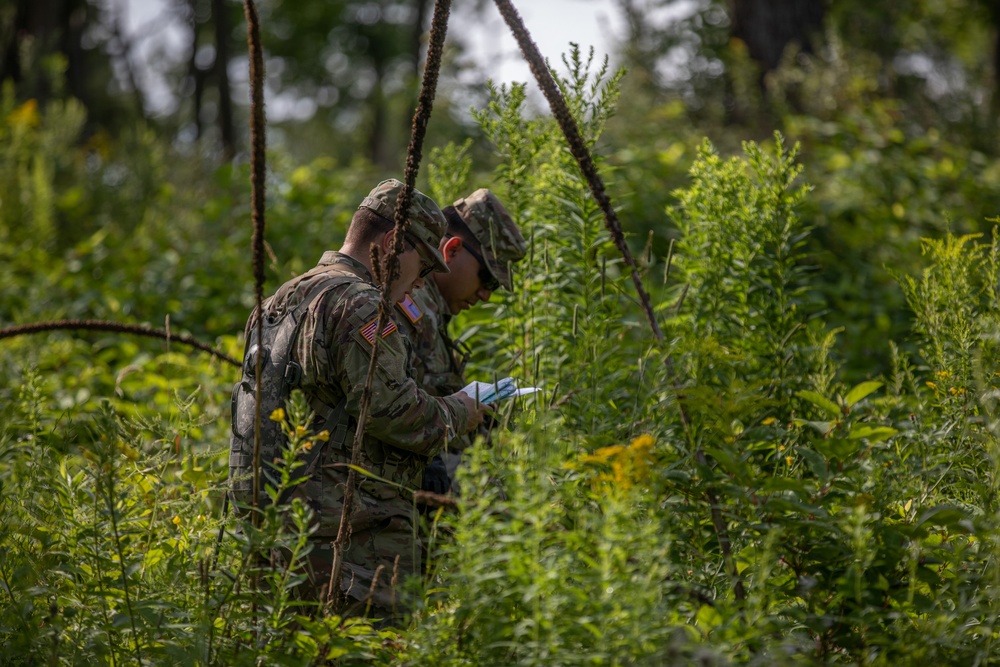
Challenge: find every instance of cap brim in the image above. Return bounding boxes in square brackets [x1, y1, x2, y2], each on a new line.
[423, 240, 450, 275]
[483, 247, 512, 291]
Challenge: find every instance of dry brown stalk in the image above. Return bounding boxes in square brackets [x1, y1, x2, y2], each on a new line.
[329, 0, 453, 613]
[0, 319, 238, 367]
[491, 0, 663, 343]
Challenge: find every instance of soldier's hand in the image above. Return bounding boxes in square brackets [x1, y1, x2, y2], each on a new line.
[451, 391, 492, 435]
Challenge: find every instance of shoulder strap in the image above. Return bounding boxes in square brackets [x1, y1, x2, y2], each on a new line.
[272, 272, 363, 504]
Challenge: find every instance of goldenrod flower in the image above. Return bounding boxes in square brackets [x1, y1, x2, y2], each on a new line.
[631, 434, 655, 450]
[578, 435, 658, 491]
[579, 445, 624, 465]
[8, 99, 40, 128]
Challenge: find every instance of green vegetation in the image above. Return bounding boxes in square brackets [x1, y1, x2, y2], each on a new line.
[3, 2, 1000, 664]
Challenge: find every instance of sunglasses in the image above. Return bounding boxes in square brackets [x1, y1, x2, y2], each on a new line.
[404, 232, 437, 278]
[460, 240, 500, 292]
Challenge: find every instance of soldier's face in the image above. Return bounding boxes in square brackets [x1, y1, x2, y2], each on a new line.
[434, 239, 494, 315]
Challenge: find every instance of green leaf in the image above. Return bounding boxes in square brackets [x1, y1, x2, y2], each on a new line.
[796, 390, 841, 417]
[916, 505, 968, 529]
[695, 604, 722, 631]
[703, 446, 745, 479]
[793, 418, 834, 435]
[818, 438, 862, 461]
[844, 381, 883, 408]
[180, 468, 211, 484]
[760, 477, 809, 494]
[848, 425, 897, 442]
[798, 447, 829, 480]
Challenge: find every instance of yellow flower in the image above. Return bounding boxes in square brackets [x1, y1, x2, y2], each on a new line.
[785, 456, 794, 467]
[172, 516, 182, 526]
[577, 435, 657, 492]
[295, 425, 308, 437]
[8, 99, 40, 128]
[778, 445, 786, 452]
[269, 408, 286, 422]
[925, 381, 938, 390]
[579, 445, 625, 465]
[630, 434, 655, 450]
[762, 417, 777, 426]
[302, 440, 314, 451]
[315, 430, 330, 442]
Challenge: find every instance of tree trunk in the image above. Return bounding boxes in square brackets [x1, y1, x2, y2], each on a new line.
[212, 0, 235, 159]
[3, 0, 89, 108]
[186, 0, 205, 140]
[730, 0, 825, 73]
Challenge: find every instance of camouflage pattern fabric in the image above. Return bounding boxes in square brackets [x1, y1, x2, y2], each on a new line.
[395, 281, 477, 457]
[396, 280, 465, 396]
[452, 188, 527, 290]
[250, 251, 469, 611]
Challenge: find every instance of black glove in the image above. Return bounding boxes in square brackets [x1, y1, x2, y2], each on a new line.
[421, 455, 451, 495]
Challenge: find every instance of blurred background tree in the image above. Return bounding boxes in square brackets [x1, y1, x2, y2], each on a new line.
[1, 0, 998, 376]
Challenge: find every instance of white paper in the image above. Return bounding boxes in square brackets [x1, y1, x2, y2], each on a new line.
[460, 377, 541, 404]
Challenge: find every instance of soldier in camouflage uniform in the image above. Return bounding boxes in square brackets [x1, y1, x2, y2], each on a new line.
[392, 189, 527, 492]
[231, 179, 487, 620]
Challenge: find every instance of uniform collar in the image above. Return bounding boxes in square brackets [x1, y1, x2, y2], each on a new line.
[421, 278, 451, 323]
[317, 251, 374, 283]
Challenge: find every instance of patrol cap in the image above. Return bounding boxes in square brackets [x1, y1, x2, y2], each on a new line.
[453, 189, 526, 291]
[359, 178, 450, 274]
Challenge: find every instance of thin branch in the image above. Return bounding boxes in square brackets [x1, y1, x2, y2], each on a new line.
[0, 320, 238, 367]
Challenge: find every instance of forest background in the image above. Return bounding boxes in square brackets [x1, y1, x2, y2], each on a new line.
[4, 0, 1000, 664]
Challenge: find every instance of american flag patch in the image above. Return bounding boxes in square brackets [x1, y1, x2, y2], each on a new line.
[396, 293, 423, 324]
[359, 316, 397, 344]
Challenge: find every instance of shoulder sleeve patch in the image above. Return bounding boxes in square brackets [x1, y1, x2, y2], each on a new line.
[358, 316, 397, 345]
[396, 293, 423, 324]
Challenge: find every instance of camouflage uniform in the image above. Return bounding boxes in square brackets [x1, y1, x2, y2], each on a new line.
[395, 189, 527, 457]
[232, 181, 463, 617]
[397, 279, 465, 395]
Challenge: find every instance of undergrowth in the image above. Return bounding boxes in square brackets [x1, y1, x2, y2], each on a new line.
[3, 46, 1000, 665]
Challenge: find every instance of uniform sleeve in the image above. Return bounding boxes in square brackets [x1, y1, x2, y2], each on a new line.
[325, 288, 470, 456]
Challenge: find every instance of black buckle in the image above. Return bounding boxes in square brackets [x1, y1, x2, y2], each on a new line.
[284, 360, 303, 387]
[244, 344, 271, 378]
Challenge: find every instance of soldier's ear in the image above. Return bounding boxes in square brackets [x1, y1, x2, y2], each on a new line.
[380, 229, 397, 254]
[443, 236, 463, 262]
